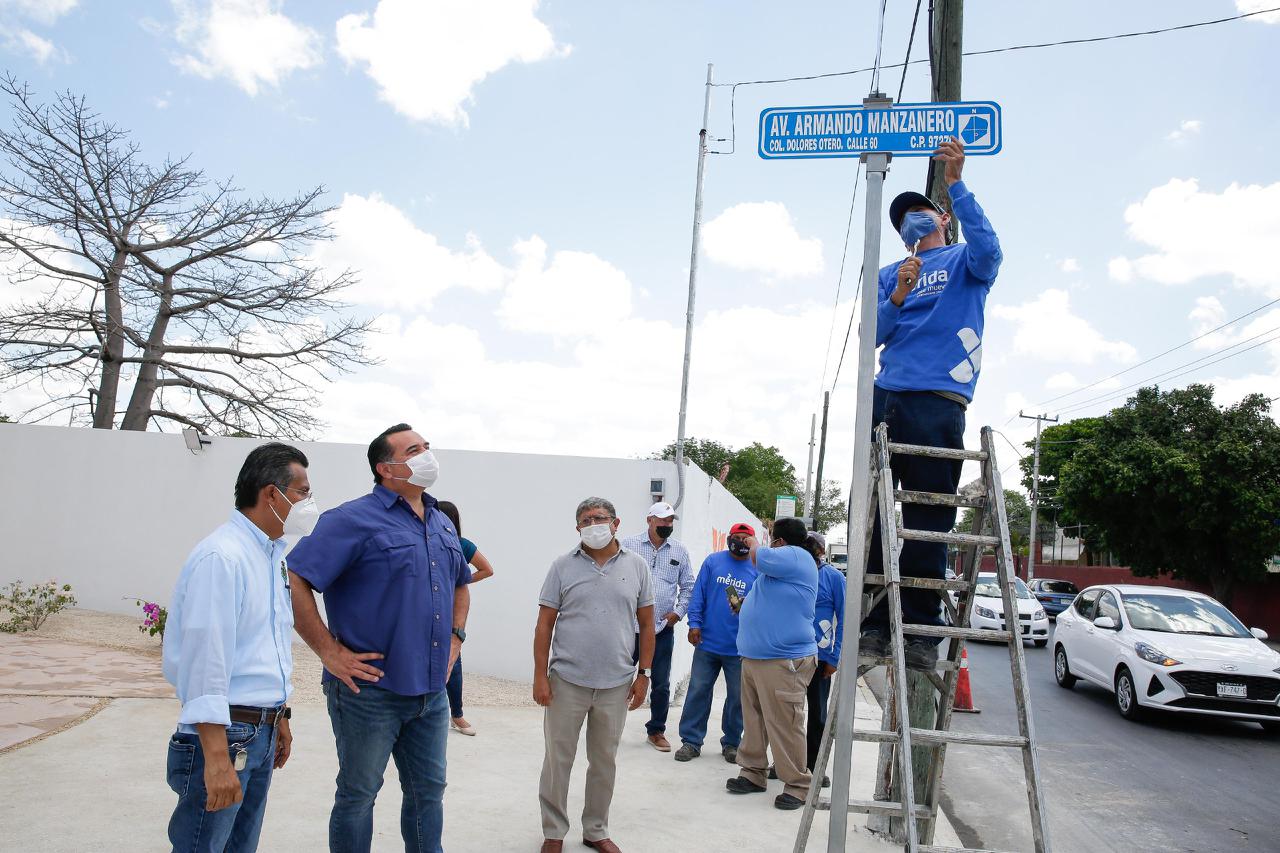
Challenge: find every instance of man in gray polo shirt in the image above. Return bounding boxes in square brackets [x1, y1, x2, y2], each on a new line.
[534, 497, 655, 853]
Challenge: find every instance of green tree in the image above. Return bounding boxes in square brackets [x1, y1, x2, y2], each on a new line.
[652, 437, 734, 481]
[1057, 385, 1280, 604]
[1018, 416, 1104, 531]
[812, 479, 849, 536]
[956, 489, 1054, 557]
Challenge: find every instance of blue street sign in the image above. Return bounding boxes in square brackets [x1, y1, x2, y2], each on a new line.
[758, 100, 1002, 160]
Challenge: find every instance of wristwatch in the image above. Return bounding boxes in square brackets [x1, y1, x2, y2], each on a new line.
[637, 668, 651, 678]
[451, 627, 467, 643]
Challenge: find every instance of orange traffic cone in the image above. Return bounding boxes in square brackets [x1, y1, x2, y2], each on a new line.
[953, 647, 980, 713]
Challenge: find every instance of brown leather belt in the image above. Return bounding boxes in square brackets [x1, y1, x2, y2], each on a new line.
[229, 705, 291, 727]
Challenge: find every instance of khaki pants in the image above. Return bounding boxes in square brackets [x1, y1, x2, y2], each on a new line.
[538, 672, 631, 841]
[737, 655, 817, 798]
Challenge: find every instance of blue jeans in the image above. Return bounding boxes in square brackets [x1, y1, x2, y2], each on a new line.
[677, 648, 743, 749]
[166, 719, 278, 852]
[865, 387, 966, 638]
[325, 681, 450, 853]
[446, 657, 463, 718]
[647, 627, 675, 735]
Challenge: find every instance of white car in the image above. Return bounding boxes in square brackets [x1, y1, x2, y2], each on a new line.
[1053, 584, 1280, 732]
[966, 573, 1050, 646]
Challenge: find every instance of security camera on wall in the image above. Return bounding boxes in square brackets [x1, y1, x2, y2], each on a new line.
[650, 478, 665, 501]
[182, 428, 212, 454]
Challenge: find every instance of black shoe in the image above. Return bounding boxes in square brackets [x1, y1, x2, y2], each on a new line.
[726, 776, 767, 794]
[775, 793, 805, 810]
[859, 630, 888, 658]
[767, 765, 777, 780]
[721, 745, 737, 764]
[905, 639, 940, 671]
[674, 743, 700, 762]
[821, 775, 831, 788]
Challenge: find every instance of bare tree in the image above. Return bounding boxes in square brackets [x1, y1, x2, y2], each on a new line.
[0, 77, 374, 437]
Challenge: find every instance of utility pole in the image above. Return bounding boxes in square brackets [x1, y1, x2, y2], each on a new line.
[1019, 411, 1058, 582]
[802, 413, 817, 518]
[810, 391, 831, 531]
[924, 0, 963, 244]
[673, 63, 713, 511]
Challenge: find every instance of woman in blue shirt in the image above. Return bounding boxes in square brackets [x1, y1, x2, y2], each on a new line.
[437, 501, 495, 736]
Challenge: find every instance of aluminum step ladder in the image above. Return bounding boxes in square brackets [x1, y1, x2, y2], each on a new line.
[794, 425, 1051, 853]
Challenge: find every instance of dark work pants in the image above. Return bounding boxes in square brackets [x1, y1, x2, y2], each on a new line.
[806, 665, 832, 771]
[864, 386, 965, 639]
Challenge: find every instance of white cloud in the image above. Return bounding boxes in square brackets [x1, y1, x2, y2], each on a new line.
[1059, 258, 1080, 273]
[703, 201, 824, 279]
[1109, 178, 1280, 293]
[0, 0, 77, 26]
[313, 192, 507, 311]
[497, 237, 632, 339]
[991, 289, 1137, 365]
[1188, 296, 1232, 350]
[1044, 371, 1078, 391]
[172, 0, 322, 96]
[0, 0, 76, 62]
[1237, 0, 1280, 24]
[335, 0, 567, 126]
[1165, 119, 1202, 141]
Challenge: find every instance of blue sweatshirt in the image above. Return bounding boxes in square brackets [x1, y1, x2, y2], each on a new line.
[875, 180, 1002, 402]
[686, 551, 757, 657]
[814, 564, 847, 667]
[737, 546, 818, 660]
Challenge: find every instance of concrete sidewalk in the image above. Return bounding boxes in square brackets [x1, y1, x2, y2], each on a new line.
[0, 633, 963, 851]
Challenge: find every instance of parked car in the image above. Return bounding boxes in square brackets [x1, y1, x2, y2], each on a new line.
[1028, 578, 1079, 619]
[968, 572, 1050, 646]
[1053, 584, 1280, 732]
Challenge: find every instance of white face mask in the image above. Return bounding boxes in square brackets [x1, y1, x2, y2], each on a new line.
[580, 523, 614, 550]
[270, 490, 319, 537]
[387, 450, 440, 488]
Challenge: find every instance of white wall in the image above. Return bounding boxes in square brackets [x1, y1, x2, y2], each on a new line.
[0, 423, 761, 681]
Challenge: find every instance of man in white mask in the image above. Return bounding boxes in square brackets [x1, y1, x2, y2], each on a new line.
[288, 424, 470, 853]
[533, 497, 655, 853]
[162, 442, 307, 850]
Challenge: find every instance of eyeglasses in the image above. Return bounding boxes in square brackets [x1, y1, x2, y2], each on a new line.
[577, 515, 615, 527]
[284, 486, 313, 500]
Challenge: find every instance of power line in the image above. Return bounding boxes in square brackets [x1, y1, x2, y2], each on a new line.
[869, 0, 890, 93]
[828, 259, 864, 392]
[1034, 294, 1280, 407]
[818, 162, 863, 394]
[897, 0, 925, 102]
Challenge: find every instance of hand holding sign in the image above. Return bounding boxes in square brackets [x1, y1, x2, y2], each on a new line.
[933, 136, 966, 185]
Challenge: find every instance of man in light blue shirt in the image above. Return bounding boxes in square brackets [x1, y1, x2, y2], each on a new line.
[727, 517, 818, 811]
[162, 442, 314, 852]
[620, 501, 693, 752]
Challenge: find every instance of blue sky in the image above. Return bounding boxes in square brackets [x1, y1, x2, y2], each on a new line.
[2, 0, 1278, 518]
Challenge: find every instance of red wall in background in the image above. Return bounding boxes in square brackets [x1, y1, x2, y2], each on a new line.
[977, 556, 1280, 637]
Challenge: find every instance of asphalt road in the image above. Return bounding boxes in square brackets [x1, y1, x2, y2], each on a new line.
[930, 628, 1280, 852]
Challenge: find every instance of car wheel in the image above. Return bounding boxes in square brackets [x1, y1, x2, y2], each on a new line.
[1033, 639, 1048, 648]
[1054, 645, 1076, 689]
[1115, 667, 1145, 721]
[1261, 721, 1280, 735]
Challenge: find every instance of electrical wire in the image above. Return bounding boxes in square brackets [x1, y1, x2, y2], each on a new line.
[828, 260, 864, 392]
[869, 0, 890, 94]
[818, 162, 863, 394]
[897, 0, 925, 102]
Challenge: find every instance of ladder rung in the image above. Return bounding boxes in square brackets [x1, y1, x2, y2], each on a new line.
[899, 528, 1000, 547]
[851, 728, 1027, 748]
[856, 654, 958, 672]
[887, 442, 988, 461]
[895, 489, 986, 508]
[901, 624, 1013, 642]
[818, 797, 933, 819]
[920, 846, 1020, 853]
[865, 574, 971, 592]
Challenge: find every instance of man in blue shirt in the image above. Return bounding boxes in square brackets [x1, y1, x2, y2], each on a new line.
[806, 533, 846, 784]
[864, 138, 1002, 671]
[727, 517, 818, 811]
[620, 501, 693, 753]
[163, 442, 312, 852]
[673, 522, 758, 764]
[288, 424, 469, 853]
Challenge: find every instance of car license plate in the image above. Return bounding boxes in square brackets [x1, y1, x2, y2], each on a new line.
[1217, 682, 1247, 698]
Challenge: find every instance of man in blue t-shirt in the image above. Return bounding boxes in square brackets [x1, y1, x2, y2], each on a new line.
[727, 517, 818, 811]
[863, 137, 1002, 671]
[673, 522, 758, 764]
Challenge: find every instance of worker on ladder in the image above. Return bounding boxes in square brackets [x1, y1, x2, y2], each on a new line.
[860, 137, 1003, 671]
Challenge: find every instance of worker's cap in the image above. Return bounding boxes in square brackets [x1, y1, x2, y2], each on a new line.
[729, 522, 756, 537]
[646, 501, 677, 519]
[889, 191, 945, 232]
[807, 532, 827, 551]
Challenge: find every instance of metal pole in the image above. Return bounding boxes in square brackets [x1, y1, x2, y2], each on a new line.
[672, 63, 713, 512]
[1018, 411, 1057, 582]
[811, 391, 831, 530]
[803, 413, 817, 518]
[828, 94, 893, 853]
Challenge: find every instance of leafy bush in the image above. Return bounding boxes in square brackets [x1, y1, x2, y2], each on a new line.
[0, 580, 77, 633]
[136, 599, 167, 638]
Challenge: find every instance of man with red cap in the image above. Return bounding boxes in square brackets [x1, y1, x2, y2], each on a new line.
[672, 523, 759, 763]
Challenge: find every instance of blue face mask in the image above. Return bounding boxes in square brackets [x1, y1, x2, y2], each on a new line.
[898, 210, 939, 246]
